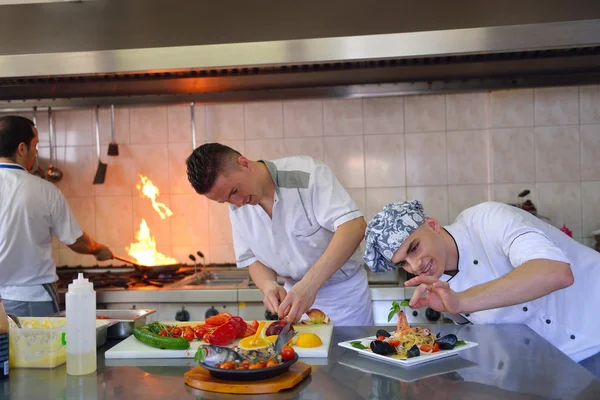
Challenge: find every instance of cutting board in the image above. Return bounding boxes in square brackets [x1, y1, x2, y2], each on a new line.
[184, 362, 311, 394]
[105, 320, 333, 359]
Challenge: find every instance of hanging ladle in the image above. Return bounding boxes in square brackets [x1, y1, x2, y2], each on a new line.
[46, 107, 63, 183]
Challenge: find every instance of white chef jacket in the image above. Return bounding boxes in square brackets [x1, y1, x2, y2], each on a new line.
[0, 163, 82, 301]
[441, 201, 600, 362]
[230, 156, 373, 326]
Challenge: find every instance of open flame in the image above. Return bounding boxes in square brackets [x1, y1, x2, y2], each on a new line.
[127, 175, 177, 266]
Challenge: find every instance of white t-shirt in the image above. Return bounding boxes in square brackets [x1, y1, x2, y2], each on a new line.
[230, 156, 373, 326]
[441, 202, 600, 362]
[0, 163, 82, 301]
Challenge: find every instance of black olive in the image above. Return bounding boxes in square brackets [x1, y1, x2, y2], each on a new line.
[370, 340, 396, 355]
[407, 344, 420, 358]
[435, 334, 458, 350]
[376, 329, 391, 338]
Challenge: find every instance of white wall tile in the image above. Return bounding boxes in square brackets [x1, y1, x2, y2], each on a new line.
[534, 86, 579, 126]
[363, 96, 404, 134]
[405, 94, 446, 133]
[206, 104, 245, 141]
[98, 107, 130, 146]
[446, 92, 489, 130]
[208, 202, 233, 245]
[365, 134, 405, 187]
[323, 136, 365, 188]
[580, 85, 600, 124]
[535, 126, 581, 182]
[130, 144, 170, 195]
[283, 100, 323, 137]
[323, 99, 363, 136]
[53, 109, 94, 147]
[536, 182, 583, 237]
[209, 243, 236, 264]
[492, 184, 536, 206]
[95, 196, 134, 246]
[366, 188, 407, 221]
[55, 146, 96, 197]
[282, 137, 323, 160]
[92, 144, 134, 197]
[491, 89, 534, 128]
[168, 142, 195, 195]
[65, 197, 96, 237]
[405, 132, 447, 186]
[447, 130, 489, 184]
[346, 188, 366, 217]
[491, 128, 535, 183]
[582, 181, 600, 236]
[580, 124, 600, 181]
[167, 104, 196, 143]
[170, 194, 210, 247]
[129, 106, 168, 144]
[245, 139, 286, 161]
[406, 186, 449, 226]
[244, 101, 283, 139]
[448, 185, 490, 223]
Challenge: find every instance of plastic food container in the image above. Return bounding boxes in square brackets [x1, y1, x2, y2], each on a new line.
[8, 317, 112, 369]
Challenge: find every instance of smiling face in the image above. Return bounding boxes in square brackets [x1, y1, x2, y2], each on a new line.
[204, 156, 264, 207]
[391, 218, 448, 279]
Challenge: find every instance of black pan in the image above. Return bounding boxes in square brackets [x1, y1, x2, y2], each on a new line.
[114, 255, 182, 278]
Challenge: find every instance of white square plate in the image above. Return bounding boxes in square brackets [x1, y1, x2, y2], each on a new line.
[338, 336, 478, 367]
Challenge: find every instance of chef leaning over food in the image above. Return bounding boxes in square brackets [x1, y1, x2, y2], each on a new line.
[0, 116, 114, 317]
[364, 200, 600, 379]
[186, 143, 373, 326]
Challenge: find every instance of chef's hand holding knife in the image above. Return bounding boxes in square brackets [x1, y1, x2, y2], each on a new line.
[277, 278, 318, 323]
[263, 280, 287, 315]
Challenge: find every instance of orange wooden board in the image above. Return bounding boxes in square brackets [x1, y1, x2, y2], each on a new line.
[184, 361, 312, 394]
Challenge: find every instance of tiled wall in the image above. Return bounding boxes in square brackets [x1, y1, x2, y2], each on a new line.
[6, 85, 600, 266]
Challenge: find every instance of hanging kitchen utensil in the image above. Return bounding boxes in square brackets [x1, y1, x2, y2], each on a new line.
[107, 104, 119, 156]
[93, 106, 107, 184]
[45, 107, 63, 183]
[30, 106, 45, 178]
[190, 102, 197, 150]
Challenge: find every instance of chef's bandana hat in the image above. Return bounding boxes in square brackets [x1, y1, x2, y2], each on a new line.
[363, 200, 427, 273]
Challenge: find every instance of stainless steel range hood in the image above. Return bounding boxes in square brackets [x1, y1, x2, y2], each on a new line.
[1, 0, 600, 107]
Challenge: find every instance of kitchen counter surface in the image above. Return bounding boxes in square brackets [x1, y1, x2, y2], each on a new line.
[3, 324, 598, 399]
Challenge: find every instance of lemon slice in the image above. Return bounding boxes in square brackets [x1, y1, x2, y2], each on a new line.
[238, 323, 278, 350]
[295, 333, 322, 348]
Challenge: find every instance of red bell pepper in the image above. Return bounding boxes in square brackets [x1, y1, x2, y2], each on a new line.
[207, 318, 239, 346]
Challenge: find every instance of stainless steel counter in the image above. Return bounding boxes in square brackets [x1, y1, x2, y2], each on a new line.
[2, 325, 598, 399]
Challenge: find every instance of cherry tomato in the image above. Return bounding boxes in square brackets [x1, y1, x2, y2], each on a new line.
[266, 360, 279, 368]
[194, 326, 208, 339]
[202, 332, 211, 343]
[248, 363, 263, 370]
[182, 330, 195, 341]
[220, 361, 236, 370]
[171, 327, 182, 338]
[377, 335, 386, 341]
[420, 345, 432, 352]
[158, 329, 168, 337]
[433, 343, 440, 353]
[388, 339, 400, 347]
[280, 347, 295, 361]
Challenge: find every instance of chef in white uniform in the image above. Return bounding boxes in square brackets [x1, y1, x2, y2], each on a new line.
[364, 200, 600, 378]
[186, 143, 373, 326]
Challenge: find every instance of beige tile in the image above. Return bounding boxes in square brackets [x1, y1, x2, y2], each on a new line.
[346, 188, 366, 217]
[206, 103, 245, 141]
[491, 89, 534, 128]
[58, 248, 98, 267]
[244, 101, 283, 139]
[534, 86, 579, 126]
[167, 104, 197, 143]
[168, 142, 195, 195]
[54, 146, 96, 197]
[31, 109, 50, 148]
[95, 196, 134, 246]
[580, 124, 600, 181]
[535, 126, 581, 182]
[208, 202, 233, 245]
[491, 128, 535, 183]
[65, 197, 96, 236]
[446, 92, 489, 130]
[130, 145, 170, 194]
[170, 194, 210, 247]
[98, 107, 130, 146]
[582, 181, 600, 236]
[582, 237, 597, 249]
[93, 144, 134, 196]
[53, 109, 94, 147]
[580, 85, 600, 124]
[405, 94, 445, 133]
[283, 100, 323, 137]
[282, 137, 323, 160]
[536, 182, 582, 238]
[365, 134, 405, 187]
[323, 136, 365, 188]
[323, 99, 363, 136]
[363, 96, 404, 134]
[132, 195, 173, 247]
[129, 106, 168, 144]
[448, 185, 490, 223]
[447, 130, 489, 184]
[171, 246, 209, 266]
[405, 132, 447, 186]
[492, 184, 536, 206]
[219, 140, 246, 156]
[245, 139, 286, 161]
[366, 188, 407, 222]
[209, 243, 237, 264]
[406, 186, 449, 226]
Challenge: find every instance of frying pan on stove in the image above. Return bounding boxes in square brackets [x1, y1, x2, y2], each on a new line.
[114, 255, 182, 278]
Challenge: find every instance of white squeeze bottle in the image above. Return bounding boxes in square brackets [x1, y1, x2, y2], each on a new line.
[66, 273, 97, 375]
